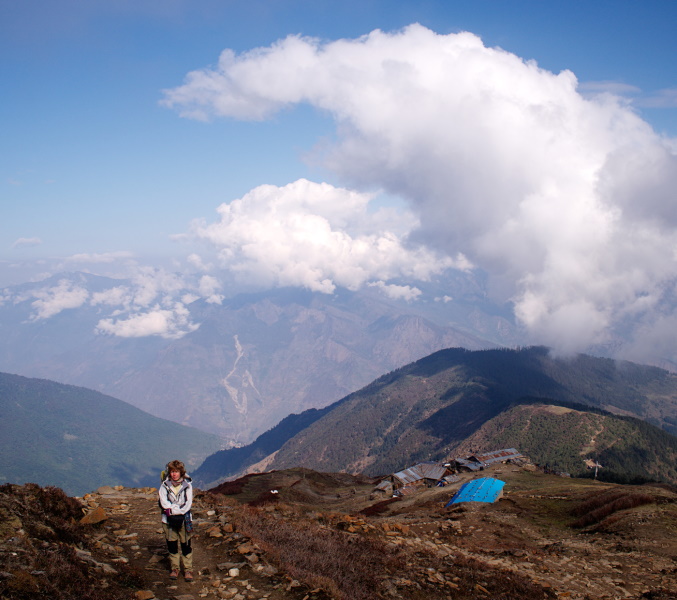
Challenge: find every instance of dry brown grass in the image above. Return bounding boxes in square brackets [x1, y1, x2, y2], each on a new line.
[235, 506, 402, 600]
[210, 473, 259, 495]
[358, 497, 400, 516]
[570, 489, 655, 528]
[229, 503, 559, 600]
[0, 483, 144, 600]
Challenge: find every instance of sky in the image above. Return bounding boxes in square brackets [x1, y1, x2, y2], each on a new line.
[2, 0, 677, 360]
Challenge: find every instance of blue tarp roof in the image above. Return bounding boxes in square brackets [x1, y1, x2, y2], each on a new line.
[445, 477, 505, 506]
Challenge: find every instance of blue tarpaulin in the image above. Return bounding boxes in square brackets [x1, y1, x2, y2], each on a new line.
[445, 477, 505, 506]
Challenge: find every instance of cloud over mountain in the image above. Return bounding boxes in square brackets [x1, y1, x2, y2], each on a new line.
[187, 178, 461, 294]
[163, 24, 677, 360]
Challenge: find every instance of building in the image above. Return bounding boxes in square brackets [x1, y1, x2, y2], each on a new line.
[451, 448, 523, 472]
[373, 461, 451, 496]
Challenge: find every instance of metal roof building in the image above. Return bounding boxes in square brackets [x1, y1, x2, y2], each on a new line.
[472, 448, 522, 465]
[452, 448, 523, 471]
[393, 462, 448, 487]
[445, 477, 505, 506]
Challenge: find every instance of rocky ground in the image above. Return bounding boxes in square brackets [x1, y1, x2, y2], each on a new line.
[73, 465, 677, 600]
[2, 465, 675, 600]
[78, 484, 323, 600]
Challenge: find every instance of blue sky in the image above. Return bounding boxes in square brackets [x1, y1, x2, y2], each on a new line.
[2, 0, 677, 361]
[2, 1, 675, 268]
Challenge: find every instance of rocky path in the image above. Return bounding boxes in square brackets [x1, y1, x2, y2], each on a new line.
[77, 479, 677, 600]
[80, 486, 327, 600]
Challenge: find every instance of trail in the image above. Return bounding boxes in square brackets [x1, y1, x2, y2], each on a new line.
[76, 470, 677, 600]
[80, 486, 323, 600]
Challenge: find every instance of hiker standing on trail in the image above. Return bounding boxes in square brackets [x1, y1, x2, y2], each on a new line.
[159, 460, 195, 581]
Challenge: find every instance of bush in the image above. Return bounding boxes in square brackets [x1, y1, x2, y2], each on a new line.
[0, 483, 143, 600]
[235, 506, 403, 600]
[358, 497, 400, 516]
[571, 490, 654, 528]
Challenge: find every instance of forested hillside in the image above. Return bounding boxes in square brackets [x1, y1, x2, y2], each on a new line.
[0, 372, 222, 495]
[195, 346, 677, 486]
[454, 402, 677, 484]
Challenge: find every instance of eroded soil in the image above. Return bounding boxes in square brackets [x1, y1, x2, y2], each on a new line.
[79, 466, 677, 600]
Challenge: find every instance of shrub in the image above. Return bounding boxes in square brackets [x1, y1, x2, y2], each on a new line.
[571, 490, 654, 528]
[247, 490, 281, 507]
[358, 497, 400, 516]
[235, 506, 403, 600]
[0, 483, 143, 600]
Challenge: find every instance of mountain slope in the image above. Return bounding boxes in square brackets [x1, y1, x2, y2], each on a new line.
[0, 372, 222, 496]
[267, 347, 677, 476]
[0, 273, 511, 443]
[454, 401, 677, 483]
[194, 346, 677, 485]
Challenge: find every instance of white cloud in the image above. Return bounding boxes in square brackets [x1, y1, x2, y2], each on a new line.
[12, 237, 42, 248]
[165, 24, 677, 359]
[186, 253, 212, 271]
[29, 279, 89, 320]
[96, 302, 198, 339]
[91, 286, 131, 307]
[198, 275, 223, 304]
[128, 266, 187, 308]
[190, 178, 460, 294]
[579, 81, 677, 110]
[369, 281, 421, 301]
[65, 251, 135, 264]
[1, 263, 211, 338]
[637, 87, 677, 109]
[577, 80, 641, 97]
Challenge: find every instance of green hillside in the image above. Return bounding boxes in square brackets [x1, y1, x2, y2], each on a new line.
[455, 401, 677, 484]
[0, 372, 223, 495]
[263, 347, 677, 478]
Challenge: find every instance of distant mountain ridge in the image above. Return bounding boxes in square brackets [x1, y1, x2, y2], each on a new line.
[0, 272, 516, 443]
[193, 346, 677, 486]
[0, 372, 222, 496]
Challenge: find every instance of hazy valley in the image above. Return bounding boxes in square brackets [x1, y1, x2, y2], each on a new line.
[0, 272, 514, 444]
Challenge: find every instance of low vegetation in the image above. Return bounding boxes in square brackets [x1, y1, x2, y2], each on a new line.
[236, 506, 402, 600]
[231, 503, 558, 600]
[570, 488, 656, 529]
[0, 484, 143, 600]
[255, 347, 677, 481]
[3, 468, 676, 600]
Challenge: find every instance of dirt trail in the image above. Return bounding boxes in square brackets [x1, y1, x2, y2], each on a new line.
[79, 468, 677, 600]
[81, 486, 324, 600]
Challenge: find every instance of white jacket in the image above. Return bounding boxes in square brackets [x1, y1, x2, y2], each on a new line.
[159, 478, 193, 524]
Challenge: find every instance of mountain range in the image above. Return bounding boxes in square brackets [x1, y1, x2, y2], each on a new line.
[0, 371, 222, 496]
[193, 346, 677, 486]
[2, 344, 676, 496]
[0, 271, 518, 443]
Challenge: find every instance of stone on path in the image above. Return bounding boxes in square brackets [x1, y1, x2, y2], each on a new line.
[80, 506, 107, 525]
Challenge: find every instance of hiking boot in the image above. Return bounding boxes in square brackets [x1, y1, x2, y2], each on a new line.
[169, 569, 179, 580]
[184, 570, 194, 582]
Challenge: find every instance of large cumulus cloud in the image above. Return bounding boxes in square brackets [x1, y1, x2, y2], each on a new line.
[163, 24, 677, 359]
[188, 178, 462, 294]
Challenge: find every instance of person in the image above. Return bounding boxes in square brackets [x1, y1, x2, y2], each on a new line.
[158, 460, 194, 581]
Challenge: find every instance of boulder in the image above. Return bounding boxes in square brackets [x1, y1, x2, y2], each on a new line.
[80, 506, 107, 525]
